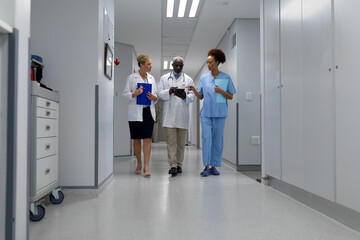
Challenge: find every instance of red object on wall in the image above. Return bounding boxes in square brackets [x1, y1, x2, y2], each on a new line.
[114, 58, 120, 66]
[31, 68, 34, 81]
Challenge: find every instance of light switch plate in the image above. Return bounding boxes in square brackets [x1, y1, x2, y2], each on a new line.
[246, 92, 252, 101]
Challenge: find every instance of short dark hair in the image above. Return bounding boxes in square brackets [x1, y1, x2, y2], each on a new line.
[208, 49, 226, 64]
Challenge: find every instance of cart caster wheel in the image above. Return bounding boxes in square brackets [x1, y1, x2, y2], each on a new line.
[50, 191, 64, 204]
[30, 205, 45, 221]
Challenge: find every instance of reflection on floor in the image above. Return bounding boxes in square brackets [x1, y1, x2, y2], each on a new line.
[30, 143, 360, 240]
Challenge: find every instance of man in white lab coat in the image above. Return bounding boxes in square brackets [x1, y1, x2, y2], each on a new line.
[157, 56, 195, 176]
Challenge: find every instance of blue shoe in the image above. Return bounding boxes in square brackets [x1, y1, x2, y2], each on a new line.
[200, 168, 210, 177]
[210, 167, 220, 175]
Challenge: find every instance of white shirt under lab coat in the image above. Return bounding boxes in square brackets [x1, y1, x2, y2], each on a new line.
[122, 71, 158, 121]
[157, 72, 195, 129]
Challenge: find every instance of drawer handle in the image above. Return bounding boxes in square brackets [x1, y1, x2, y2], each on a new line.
[45, 125, 51, 131]
[45, 144, 51, 150]
[46, 111, 51, 117]
[45, 168, 51, 175]
[46, 101, 51, 107]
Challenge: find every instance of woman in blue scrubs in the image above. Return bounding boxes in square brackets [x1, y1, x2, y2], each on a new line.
[188, 49, 236, 176]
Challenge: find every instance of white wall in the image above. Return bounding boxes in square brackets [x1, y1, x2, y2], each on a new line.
[0, 0, 14, 27]
[236, 19, 261, 166]
[14, 0, 31, 239]
[0, 1, 30, 239]
[114, 42, 135, 156]
[97, 0, 114, 185]
[31, 0, 114, 187]
[0, 32, 9, 240]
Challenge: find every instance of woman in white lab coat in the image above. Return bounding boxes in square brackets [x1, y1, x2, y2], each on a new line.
[123, 54, 158, 177]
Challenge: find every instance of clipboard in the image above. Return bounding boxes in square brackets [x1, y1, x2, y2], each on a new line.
[215, 79, 228, 103]
[136, 83, 152, 105]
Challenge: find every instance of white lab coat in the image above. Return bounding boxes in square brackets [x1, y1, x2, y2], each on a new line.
[122, 71, 158, 121]
[157, 72, 195, 129]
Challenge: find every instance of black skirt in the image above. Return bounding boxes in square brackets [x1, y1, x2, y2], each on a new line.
[128, 106, 155, 139]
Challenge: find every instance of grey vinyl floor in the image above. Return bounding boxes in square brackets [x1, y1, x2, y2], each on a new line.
[30, 143, 360, 240]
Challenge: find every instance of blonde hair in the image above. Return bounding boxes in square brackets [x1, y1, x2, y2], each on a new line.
[137, 54, 150, 67]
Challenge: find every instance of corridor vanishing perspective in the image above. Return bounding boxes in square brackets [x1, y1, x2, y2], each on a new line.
[30, 143, 360, 240]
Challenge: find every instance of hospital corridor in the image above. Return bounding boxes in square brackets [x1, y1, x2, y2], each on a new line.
[2, 0, 360, 239]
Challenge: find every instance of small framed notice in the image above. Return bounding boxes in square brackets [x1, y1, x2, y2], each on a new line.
[104, 43, 113, 80]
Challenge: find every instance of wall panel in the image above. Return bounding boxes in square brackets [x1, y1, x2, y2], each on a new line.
[334, 0, 360, 212]
[264, 0, 281, 178]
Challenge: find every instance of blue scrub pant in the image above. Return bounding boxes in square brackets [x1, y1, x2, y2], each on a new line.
[201, 116, 226, 167]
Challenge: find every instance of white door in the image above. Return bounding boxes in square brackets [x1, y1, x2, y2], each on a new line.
[264, 0, 281, 178]
[301, 0, 334, 200]
[280, 0, 304, 187]
[334, 0, 360, 212]
[280, 0, 334, 200]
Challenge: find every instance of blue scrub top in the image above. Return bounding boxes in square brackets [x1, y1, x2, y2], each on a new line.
[197, 71, 236, 118]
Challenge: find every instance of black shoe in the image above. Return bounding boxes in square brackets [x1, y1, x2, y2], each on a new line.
[177, 166, 182, 173]
[168, 167, 177, 175]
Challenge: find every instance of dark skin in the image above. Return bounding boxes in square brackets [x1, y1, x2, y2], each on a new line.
[169, 59, 186, 99]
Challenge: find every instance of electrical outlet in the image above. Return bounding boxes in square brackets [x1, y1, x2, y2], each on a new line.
[251, 136, 260, 145]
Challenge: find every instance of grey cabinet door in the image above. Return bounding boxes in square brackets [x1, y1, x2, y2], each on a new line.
[334, 0, 360, 212]
[280, 0, 335, 201]
[264, 0, 281, 178]
[280, 0, 304, 187]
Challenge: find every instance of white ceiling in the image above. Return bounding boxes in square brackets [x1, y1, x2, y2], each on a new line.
[115, 0, 260, 81]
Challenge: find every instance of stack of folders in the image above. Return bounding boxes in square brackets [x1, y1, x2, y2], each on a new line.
[136, 83, 152, 105]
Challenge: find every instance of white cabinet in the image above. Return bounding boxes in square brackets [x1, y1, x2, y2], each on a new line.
[264, 0, 360, 213]
[279, 0, 335, 201]
[263, 0, 281, 178]
[334, 0, 360, 212]
[30, 82, 60, 202]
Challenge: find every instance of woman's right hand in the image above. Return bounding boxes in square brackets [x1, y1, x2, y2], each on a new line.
[186, 85, 195, 92]
[133, 85, 144, 97]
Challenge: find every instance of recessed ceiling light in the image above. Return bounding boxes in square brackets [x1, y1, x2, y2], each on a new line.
[178, 0, 187, 18]
[167, 0, 174, 17]
[189, 0, 200, 17]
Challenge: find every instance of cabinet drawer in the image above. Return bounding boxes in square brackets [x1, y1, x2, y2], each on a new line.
[37, 97, 58, 110]
[36, 107, 57, 119]
[36, 155, 58, 192]
[37, 118, 57, 138]
[36, 137, 58, 159]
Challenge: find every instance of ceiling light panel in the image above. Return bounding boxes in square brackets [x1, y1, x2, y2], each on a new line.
[167, 0, 174, 17]
[178, 0, 187, 17]
[189, 0, 200, 17]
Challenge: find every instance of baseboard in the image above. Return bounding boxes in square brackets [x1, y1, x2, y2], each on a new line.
[236, 165, 261, 171]
[222, 159, 261, 171]
[269, 176, 360, 233]
[62, 173, 114, 198]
